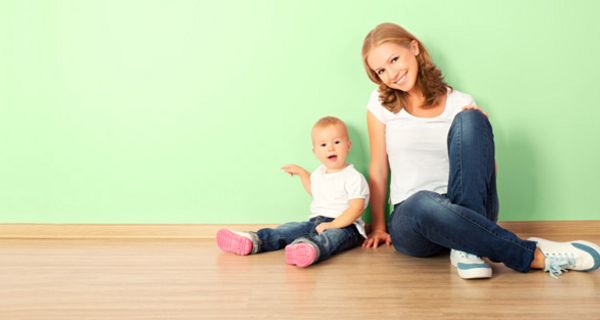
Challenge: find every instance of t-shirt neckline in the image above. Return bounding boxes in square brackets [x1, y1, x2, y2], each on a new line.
[321, 164, 353, 175]
[399, 88, 451, 121]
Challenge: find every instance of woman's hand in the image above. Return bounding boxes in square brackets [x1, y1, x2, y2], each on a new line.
[362, 229, 392, 248]
[462, 105, 488, 118]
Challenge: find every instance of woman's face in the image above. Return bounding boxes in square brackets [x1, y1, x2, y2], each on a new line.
[366, 41, 420, 93]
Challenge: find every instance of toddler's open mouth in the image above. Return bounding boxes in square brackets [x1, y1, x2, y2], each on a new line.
[327, 155, 338, 161]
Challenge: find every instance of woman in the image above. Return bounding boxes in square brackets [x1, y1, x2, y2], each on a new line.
[360, 22, 599, 279]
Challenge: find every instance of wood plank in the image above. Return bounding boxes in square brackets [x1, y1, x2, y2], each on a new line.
[0, 235, 599, 320]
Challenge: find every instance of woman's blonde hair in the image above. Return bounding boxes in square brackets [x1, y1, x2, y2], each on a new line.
[362, 23, 450, 113]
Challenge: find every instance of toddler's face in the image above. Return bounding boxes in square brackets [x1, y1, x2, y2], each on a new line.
[312, 124, 351, 172]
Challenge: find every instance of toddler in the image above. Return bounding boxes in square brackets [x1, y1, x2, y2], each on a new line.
[216, 116, 369, 267]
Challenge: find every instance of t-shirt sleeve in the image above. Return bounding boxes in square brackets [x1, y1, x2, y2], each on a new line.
[467, 94, 477, 106]
[366, 89, 386, 123]
[451, 91, 478, 118]
[345, 172, 370, 204]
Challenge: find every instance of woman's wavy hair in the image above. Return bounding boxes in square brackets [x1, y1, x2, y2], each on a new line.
[362, 23, 450, 113]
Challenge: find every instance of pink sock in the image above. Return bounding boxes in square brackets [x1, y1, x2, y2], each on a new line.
[285, 243, 317, 267]
[216, 229, 253, 256]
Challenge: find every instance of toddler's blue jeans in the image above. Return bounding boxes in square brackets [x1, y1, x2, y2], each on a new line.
[252, 216, 363, 263]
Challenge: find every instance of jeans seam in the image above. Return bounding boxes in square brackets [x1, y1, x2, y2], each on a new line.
[451, 115, 464, 202]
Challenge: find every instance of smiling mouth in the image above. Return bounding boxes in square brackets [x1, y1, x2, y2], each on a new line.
[395, 72, 407, 84]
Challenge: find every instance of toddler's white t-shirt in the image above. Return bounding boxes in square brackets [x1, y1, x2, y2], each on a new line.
[309, 164, 370, 238]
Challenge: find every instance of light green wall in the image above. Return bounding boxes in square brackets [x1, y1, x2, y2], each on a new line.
[1, 0, 599, 223]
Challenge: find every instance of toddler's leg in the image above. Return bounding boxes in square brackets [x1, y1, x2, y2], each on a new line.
[255, 221, 315, 253]
[285, 224, 363, 267]
[216, 221, 315, 256]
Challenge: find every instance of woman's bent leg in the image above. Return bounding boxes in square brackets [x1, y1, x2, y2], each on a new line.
[447, 109, 498, 221]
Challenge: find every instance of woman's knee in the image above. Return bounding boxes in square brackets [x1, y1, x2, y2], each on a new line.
[452, 109, 492, 133]
[448, 110, 494, 150]
[455, 109, 488, 123]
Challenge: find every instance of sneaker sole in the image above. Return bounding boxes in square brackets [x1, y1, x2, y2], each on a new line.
[216, 229, 253, 256]
[450, 254, 492, 279]
[455, 263, 493, 279]
[285, 243, 317, 268]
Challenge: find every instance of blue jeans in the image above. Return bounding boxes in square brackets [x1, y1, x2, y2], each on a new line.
[387, 110, 537, 272]
[252, 216, 363, 263]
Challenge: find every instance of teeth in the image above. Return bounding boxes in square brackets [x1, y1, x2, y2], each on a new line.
[396, 73, 407, 84]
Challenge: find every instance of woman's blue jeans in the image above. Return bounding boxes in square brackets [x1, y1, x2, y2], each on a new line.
[388, 110, 537, 272]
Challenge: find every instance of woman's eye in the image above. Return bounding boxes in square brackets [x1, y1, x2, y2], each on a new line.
[377, 69, 384, 75]
[391, 57, 398, 63]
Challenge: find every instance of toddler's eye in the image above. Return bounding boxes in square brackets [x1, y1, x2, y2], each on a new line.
[334, 140, 341, 145]
[320, 143, 327, 147]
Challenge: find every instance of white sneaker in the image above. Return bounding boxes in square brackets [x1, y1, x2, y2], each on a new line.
[528, 237, 600, 278]
[450, 249, 493, 279]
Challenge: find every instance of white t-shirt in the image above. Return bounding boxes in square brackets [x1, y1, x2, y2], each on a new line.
[366, 87, 476, 205]
[309, 164, 370, 238]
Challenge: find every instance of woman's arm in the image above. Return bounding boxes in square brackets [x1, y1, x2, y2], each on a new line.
[363, 111, 392, 248]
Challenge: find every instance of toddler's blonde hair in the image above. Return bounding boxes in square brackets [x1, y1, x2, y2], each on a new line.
[312, 116, 349, 138]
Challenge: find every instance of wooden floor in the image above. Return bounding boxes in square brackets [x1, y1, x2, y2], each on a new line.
[0, 229, 599, 319]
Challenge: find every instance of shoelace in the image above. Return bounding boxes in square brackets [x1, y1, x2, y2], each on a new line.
[465, 252, 477, 259]
[545, 254, 577, 279]
[458, 251, 479, 261]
